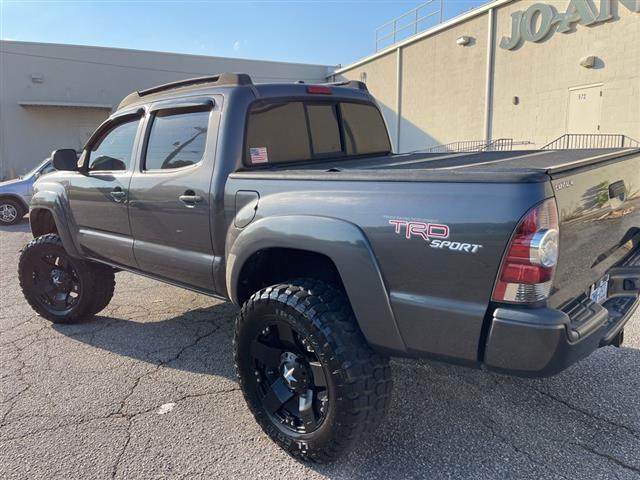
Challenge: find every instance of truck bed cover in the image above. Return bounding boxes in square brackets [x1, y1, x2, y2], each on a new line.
[233, 148, 640, 183]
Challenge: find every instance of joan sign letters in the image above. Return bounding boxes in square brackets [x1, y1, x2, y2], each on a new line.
[500, 0, 640, 50]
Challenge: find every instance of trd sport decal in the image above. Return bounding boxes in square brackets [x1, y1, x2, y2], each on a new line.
[388, 218, 483, 254]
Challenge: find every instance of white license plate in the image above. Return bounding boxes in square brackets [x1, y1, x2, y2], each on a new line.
[590, 274, 609, 304]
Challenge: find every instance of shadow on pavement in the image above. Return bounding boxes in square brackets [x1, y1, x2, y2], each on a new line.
[53, 302, 239, 381]
[52, 299, 640, 478]
[316, 345, 640, 479]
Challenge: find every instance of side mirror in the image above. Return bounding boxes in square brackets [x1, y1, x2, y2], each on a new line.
[51, 149, 78, 171]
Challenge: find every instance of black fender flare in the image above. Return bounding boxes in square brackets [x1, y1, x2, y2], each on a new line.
[29, 182, 82, 258]
[226, 215, 407, 355]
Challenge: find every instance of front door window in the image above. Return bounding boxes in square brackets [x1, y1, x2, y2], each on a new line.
[88, 120, 140, 171]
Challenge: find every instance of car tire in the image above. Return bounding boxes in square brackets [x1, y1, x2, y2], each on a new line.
[18, 234, 115, 323]
[0, 198, 24, 226]
[234, 278, 393, 463]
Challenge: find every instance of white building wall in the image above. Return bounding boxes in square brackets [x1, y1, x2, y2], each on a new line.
[0, 41, 333, 178]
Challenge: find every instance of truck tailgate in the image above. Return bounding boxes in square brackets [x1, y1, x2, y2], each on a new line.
[549, 150, 640, 308]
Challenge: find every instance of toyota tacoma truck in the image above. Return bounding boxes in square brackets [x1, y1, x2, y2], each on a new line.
[19, 73, 640, 462]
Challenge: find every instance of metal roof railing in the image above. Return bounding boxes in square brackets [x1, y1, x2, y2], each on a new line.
[375, 0, 444, 52]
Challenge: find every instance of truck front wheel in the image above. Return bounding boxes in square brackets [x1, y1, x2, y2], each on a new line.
[18, 234, 115, 323]
[234, 279, 392, 463]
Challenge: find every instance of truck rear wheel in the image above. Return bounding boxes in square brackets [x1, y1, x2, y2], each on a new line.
[234, 279, 392, 463]
[18, 234, 115, 323]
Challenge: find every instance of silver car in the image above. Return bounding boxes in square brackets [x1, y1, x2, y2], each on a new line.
[0, 159, 56, 225]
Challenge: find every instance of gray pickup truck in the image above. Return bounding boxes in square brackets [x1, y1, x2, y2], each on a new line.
[19, 73, 640, 462]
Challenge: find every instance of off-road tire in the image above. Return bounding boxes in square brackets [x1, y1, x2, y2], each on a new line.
[0, 198, 24, 226]
[234, 278, 393, 463]
[18, 234, 115, 323]
[88, 264, 116, 315]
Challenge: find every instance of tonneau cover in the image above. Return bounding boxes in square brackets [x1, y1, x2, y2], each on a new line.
[233, 148, 640, 184]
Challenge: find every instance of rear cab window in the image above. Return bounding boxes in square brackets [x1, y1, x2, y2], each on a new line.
[244, 99, 390, 167]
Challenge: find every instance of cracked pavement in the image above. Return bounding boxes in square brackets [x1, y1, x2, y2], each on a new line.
[1, 220, 639, 479]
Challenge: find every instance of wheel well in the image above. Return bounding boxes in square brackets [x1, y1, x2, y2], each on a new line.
[30, 209, 58, 237]
[0, 195, 28, 213]
[236, 248, 345, 305]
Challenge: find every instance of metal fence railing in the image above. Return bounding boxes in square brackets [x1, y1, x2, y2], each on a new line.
[423, 140, 486, 153]
[375, 0, 444, 51]
[485, 138, 515, 151]
[420, 138, 515, 154]
[542, 134, 640, 150]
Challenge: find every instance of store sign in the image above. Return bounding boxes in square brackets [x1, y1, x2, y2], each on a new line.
[500, 0, 640, 50]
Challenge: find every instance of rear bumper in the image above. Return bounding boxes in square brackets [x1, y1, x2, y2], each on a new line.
[483, 278, 639, 377]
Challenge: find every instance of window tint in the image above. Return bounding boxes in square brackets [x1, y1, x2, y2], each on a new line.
[306, 104, 341, 155]
[340, 103, 391, 155]
[89, 120, 139, 171]
[245, 102, 310, 165]
[145, 110, 209, 170]
[244, 100, 390, 166]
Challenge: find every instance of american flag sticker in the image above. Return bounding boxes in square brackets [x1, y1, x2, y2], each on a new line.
[249, 147, 269, 164]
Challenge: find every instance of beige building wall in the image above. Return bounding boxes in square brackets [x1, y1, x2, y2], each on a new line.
[340, 52, 398, 149]
[492, 0, 640, 148]
[335, 0, 640, 152]
[0, 41, 333, 178]
[400, 14, 488, 151]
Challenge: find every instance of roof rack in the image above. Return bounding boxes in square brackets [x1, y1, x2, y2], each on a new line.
[118, 73, 253, 110]
[324, 80, 368, 91]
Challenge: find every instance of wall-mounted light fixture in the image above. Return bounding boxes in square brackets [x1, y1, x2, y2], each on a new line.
[456, 36, 472, 46]
[360, 72, 367, 83]
[30, 73, 44, 83]
[512, 96, 520, 105]
[579, 56, 596, 68]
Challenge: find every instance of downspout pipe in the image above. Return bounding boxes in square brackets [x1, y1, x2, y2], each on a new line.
[395, 46, 403, 153]
[484, 7, 496, 145]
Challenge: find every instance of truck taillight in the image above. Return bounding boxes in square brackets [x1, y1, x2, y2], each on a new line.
[492, 198, 559, 303]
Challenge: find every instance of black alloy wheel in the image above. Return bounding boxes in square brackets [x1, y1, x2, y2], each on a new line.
[30, 250, 82, 314]
[235, 279, 392, 463]
[252, 320, 329, 434]
[19, 234, 116, 323]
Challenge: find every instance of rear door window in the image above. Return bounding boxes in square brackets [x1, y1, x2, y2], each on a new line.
[144, 110, 209, 170]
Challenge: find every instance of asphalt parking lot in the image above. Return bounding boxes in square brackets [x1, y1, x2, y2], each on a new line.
[1, 221, 639, 479]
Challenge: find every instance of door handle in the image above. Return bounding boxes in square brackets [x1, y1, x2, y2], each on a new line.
[110, 188, 126, 202]
[179, 190, 203, 205]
